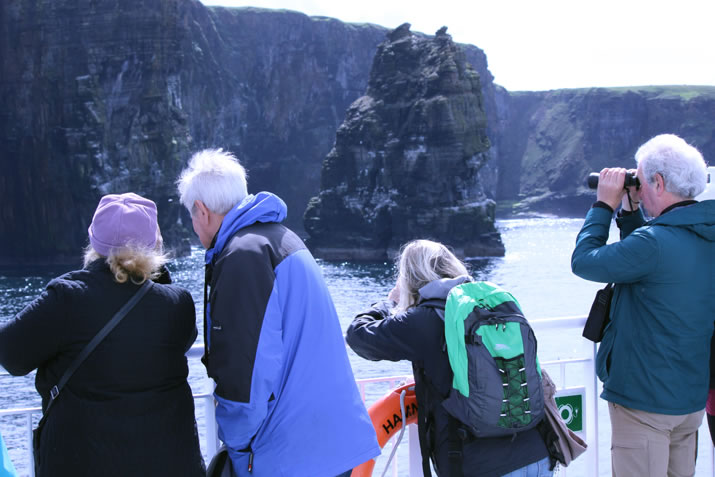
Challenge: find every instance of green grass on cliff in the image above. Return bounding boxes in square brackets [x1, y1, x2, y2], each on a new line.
[511, 85, 715, 101]
[603, 85, 715, 100]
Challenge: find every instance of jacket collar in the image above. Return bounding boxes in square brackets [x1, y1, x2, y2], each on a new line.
[659, 199, 697, 216]
[418, 275, 472, 301]
[205, 192, 287, 265]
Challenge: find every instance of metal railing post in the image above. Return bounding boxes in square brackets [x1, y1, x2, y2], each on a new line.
[408, 423, 423, 477]
[203, 393, 219, 458]
[28, 410, 35, 477]
[590, 341, 599, 477]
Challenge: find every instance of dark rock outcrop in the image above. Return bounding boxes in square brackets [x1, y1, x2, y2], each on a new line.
[304, 25, 504, 260]
[0, 0, 498, 264]
[494, 86, 715, 216]
[1, 0, 195, 263]
[0, 0, 383, 263]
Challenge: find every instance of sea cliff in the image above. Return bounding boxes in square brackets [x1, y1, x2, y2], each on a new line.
[1, 0, 713, 264]
[494, 86, 715, 215]
[0, 0, 497, 263]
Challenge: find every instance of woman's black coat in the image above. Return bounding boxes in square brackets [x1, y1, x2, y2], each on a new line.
[0, 260, 205, 477]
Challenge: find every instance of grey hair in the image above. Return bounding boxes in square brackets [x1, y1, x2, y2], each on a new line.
[83, 244, 168, 284]
[394, 239, 469, 313]
[176, 149, 248, 216]
[635, 134, 707, 199]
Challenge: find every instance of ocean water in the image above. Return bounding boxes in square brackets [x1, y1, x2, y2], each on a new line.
[1, 217, 713, 476]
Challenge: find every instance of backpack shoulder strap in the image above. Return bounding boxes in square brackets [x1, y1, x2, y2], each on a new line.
[412, 364, 434, 477]
[447, 416, 465, 477]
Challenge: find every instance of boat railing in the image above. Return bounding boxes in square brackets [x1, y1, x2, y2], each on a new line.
[3, 315, 710, 476]
[0, 315, 597, 477]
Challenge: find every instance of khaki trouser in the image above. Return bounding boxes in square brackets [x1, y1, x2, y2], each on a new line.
[608, 402, 704, 477]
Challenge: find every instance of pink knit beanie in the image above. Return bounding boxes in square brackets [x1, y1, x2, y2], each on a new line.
[88, 192, 158, 256]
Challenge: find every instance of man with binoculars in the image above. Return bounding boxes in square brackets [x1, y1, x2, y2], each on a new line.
[571, 134, 714, 477]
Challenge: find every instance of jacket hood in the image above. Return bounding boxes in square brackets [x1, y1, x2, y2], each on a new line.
[205, 192, 287, 264]
[650, 200, 715, 242]
[418, 275, 472, 301]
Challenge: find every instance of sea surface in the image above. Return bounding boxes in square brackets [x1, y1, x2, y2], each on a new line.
[1, 217, 713, 476]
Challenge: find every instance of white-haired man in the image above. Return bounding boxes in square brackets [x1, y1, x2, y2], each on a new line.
[572, 134, 714, 476]
[177, 149, 379, 477]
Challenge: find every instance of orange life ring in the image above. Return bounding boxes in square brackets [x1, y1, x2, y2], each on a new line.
[351, 382, 419, 477]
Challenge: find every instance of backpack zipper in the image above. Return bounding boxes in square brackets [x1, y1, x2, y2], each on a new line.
[470, 313, 525, 334]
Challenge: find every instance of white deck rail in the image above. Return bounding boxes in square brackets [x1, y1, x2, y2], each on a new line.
[3, 315, 709, 476]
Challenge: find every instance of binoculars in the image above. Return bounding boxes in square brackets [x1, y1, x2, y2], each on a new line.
[587, 172, 640, 189]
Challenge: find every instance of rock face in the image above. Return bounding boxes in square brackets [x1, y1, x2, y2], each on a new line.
[0, 0, 498, 264]
[1, 0, 194, 263]
[178, 5, 390, 235]
[304, 25, 504, 260]
[2, 0, 713, 264]
[494, 86, 715, 215]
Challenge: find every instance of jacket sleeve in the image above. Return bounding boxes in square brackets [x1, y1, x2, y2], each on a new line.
[0, 281, 66, 376]
[571, 206, 659, 283]
[179, 290, 198, 353]
[209, 245, 282, 453]
[346, 300, 437, 363]
[615, 208, 647, 239]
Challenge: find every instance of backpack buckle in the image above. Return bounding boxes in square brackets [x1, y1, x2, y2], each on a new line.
[466, 334, 482, 345]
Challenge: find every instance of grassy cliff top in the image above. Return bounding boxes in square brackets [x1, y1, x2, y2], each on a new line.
[510, 85, 715, 100]
[600, 85, 715, 100]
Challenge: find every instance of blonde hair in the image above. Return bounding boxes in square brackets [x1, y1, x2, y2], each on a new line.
[395, 239, 469, 312]
[83, 245, 168, 284]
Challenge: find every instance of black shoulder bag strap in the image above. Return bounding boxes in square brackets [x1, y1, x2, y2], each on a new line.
[41, 279, 154, 418]
[447, 416, 465, 477]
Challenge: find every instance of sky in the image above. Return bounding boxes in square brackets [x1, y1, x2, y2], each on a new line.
[199, 0, 715, 91]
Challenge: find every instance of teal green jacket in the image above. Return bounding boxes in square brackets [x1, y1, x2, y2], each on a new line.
[572, 200, 715, 414]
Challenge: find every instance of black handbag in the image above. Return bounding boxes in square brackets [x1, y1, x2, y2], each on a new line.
[206, 444, 233, 477]
[32, 280, 153, 473]
[582, 283, 614, 342]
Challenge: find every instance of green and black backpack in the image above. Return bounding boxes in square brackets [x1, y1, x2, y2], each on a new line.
[431, 280, 545, 438]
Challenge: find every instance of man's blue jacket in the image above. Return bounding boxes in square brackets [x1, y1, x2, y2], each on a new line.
[203, 192, 379, 476]
[572, 200, 715, 414]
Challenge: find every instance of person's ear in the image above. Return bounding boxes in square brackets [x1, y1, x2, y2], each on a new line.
[654, 173, 665, 195]
[193, 200, 209, 222]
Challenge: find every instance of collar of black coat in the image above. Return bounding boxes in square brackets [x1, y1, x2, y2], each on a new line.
[660, 199, 698, 216]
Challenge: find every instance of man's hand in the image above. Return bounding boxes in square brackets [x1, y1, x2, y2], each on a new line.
[620, 169, 641, 211]
[596, 168, 627, 210]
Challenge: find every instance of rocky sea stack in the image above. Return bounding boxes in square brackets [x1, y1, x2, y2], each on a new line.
[304, 24, 505, 260]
